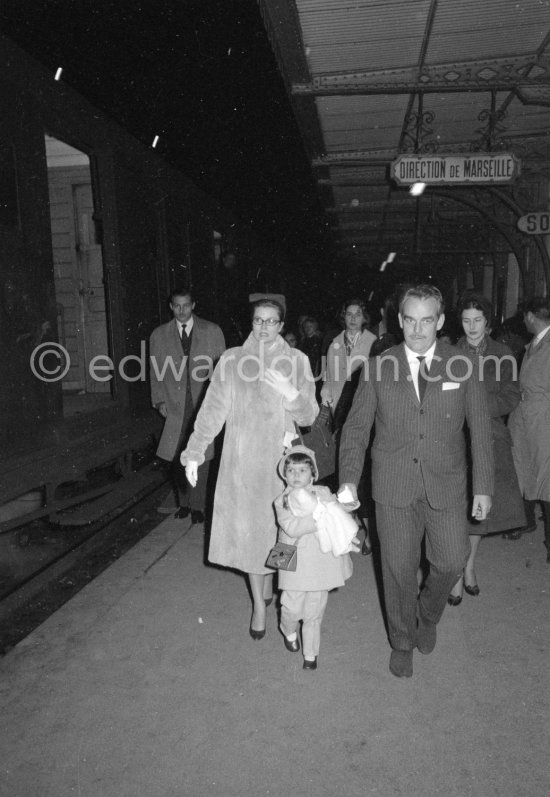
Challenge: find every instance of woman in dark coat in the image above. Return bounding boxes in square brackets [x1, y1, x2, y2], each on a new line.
[448, 291, 525, 604]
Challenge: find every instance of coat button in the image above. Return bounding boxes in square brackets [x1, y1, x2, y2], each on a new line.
[419, 434, 424, 439]
[419, 409, 424, 415]
[413, 458, 419, 463]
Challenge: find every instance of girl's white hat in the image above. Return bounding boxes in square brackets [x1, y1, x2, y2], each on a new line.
[277, 444, 319, 481]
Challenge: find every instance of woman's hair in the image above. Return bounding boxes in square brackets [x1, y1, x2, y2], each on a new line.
[456, 290, 493, 325]
[250, 299, 285, 323]
[283, 452, 315, 476]
[338, 298, 370, 329]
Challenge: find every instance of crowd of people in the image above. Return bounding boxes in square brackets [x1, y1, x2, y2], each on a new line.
[149, 283, 550, 677]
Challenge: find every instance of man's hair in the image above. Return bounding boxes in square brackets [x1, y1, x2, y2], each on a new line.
[456, 290, 493, 325]
[283, 452, 315, 476]
[522, 296, 550, 320]
[169, 286, 193, 304]
[250, 299, 285, 323]
[398, 284, 444, 316]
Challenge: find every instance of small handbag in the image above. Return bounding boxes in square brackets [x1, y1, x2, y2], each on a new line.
[265, 541, 298, 571]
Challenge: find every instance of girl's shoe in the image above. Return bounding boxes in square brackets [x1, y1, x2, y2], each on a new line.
[303, 657, 317, 670]
[283, 635, 300, 653]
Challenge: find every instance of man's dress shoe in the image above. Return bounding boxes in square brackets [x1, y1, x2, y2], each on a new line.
[191, 509, 205, 524]
[389, 650, 413, 678]
[174, 506, 191, 519]
[303, 657, 317, 670]
[416, 615, 437, 655]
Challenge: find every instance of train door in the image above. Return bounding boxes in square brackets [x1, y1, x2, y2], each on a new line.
[73, 182, 109, 393]
[45, 134, 110, 408]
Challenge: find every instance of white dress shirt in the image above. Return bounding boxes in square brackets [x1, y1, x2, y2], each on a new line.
[404, 341, 437, 400]
[532, 324, 550, 347]
[177, 317, 194, 338]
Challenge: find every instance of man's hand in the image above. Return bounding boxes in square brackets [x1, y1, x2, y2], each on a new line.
[337, 483, 360, 512]
[472, 495, 491, 521]
[185, 461, 198, 487]
[156, 401, 168, 419]
[263, 368, 299, 402]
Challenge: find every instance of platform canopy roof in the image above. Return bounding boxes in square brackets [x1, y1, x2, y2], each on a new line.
[258, 0, 550, 282]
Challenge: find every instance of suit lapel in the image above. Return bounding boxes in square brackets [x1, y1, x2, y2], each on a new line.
[422, 343, 446, 403]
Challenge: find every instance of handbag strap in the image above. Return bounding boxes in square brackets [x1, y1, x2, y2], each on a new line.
[293, 421, 305, 445]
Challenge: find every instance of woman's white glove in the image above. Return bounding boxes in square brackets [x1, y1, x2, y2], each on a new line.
[185, 461, 198, 487]
[263, 368, 299, 401]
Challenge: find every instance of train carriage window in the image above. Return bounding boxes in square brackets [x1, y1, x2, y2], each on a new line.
[45, 134, 111, 416]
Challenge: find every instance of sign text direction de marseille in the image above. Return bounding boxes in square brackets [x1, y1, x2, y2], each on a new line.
[392, 153, 519, 185]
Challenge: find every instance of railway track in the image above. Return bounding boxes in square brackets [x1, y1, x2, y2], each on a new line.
[0, 473, 170, 655]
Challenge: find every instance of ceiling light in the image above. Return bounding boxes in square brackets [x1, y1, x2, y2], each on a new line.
[409, 182, 426, 196]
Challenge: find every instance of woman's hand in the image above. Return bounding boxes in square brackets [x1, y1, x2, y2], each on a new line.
[185, 461, 198, 487]
[263, 368, 299, 401]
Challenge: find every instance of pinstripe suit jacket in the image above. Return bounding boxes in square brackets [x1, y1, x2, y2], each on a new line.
[339, 342, 494, 509]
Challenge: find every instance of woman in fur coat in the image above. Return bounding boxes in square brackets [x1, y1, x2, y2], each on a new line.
[181, 295, 318, 639]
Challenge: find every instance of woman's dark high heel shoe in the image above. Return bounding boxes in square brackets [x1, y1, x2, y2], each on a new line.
[447, 594, 462, 606]
[464, 583, 480, 596]
[448, 575, 463, 606]
[249, 626, 266, 640]
[264, 597, 273, 607]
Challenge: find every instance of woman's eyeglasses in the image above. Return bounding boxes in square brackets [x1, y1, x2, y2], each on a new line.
[252, 318, 281, 327]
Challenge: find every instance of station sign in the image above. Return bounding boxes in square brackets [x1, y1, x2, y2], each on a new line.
[517, 212, 550, 235]
[391, 153, 520, 186]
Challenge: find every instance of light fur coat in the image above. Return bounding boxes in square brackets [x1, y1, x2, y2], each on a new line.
[181, 333, 318, 573]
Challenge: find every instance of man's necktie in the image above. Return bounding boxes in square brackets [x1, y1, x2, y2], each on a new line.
[417, 355, 428, 401]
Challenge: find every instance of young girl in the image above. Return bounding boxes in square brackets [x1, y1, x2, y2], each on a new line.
[273, 446, 357, 670]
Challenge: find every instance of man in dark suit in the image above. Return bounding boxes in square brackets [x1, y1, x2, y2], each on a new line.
[338, 284, 493, 677]
[150, 288, 225, 524]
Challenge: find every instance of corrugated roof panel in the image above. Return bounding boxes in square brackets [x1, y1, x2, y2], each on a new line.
[317, 94, 411, 117]
[317, 94, 409, 151]
[330, 164, 388, 182]
[426, 0, 550, 63]
[505, 103, 550, 137]
[296, 0, 431, 73]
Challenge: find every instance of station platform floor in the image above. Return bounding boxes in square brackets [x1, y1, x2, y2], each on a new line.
[1, 509, 548, 797]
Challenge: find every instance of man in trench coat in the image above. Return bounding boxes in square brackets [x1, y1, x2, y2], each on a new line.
[150, 288, 225, 523]
[508, 297, 550, 561]
[338, 284, 493, 678]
